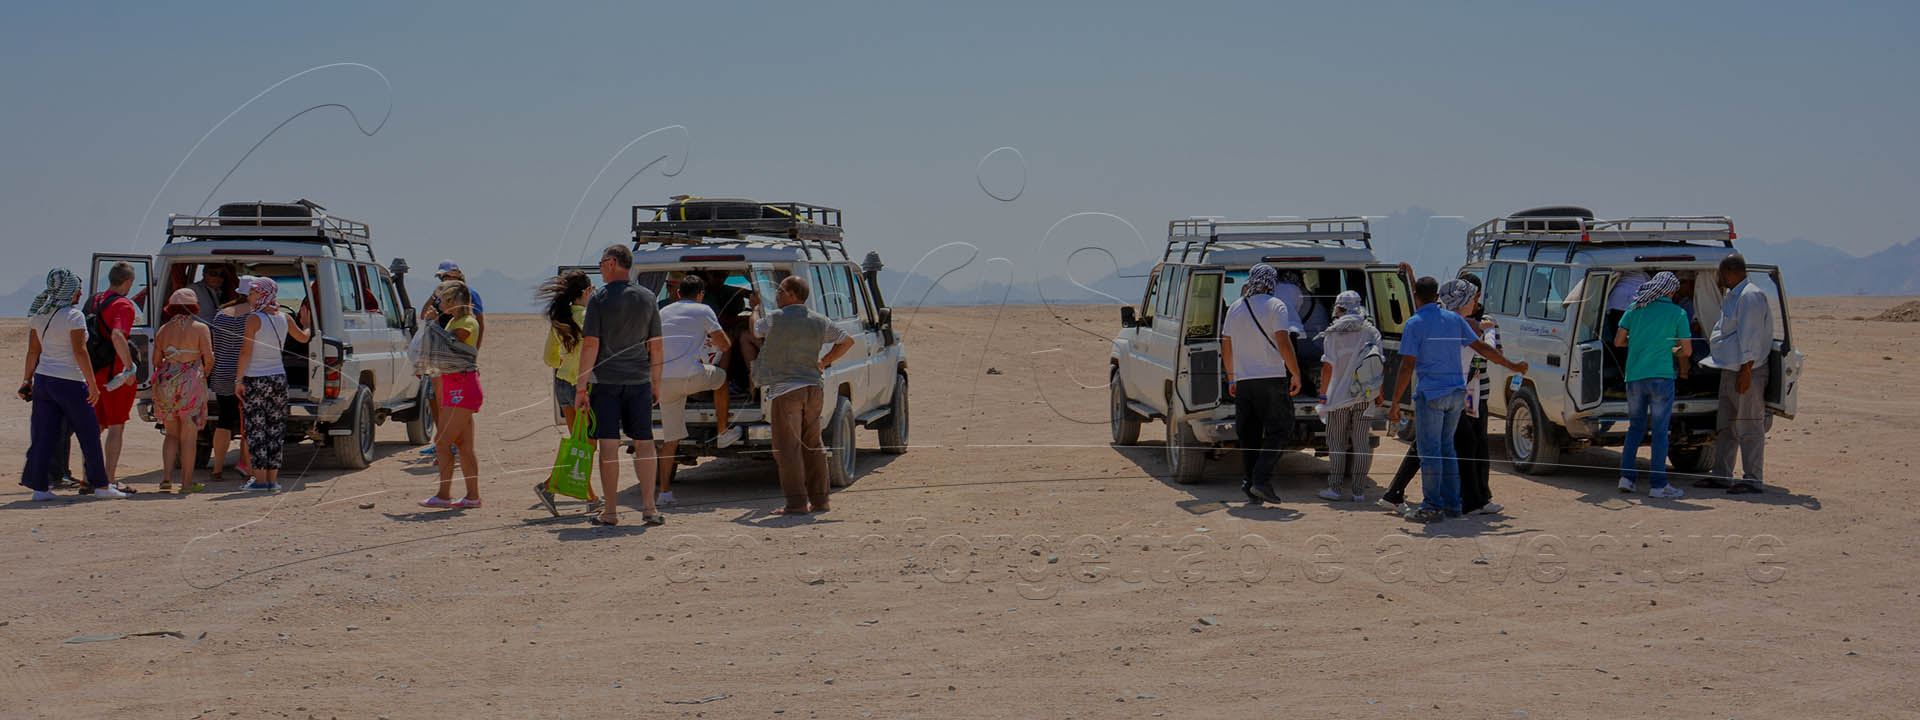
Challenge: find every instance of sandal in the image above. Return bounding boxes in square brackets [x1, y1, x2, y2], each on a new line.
[178, 482, 206, 495]
[418, 496, 456, 508]
[588, 515, 619, 526]
[641, 514, 666, 526]
[159, 480, 173, 492]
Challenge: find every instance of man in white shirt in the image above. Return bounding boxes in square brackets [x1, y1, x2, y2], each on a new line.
[1221, 264, 1302, 506]
[655, 275, 740, 506]
[1701, 254, 1773, 493]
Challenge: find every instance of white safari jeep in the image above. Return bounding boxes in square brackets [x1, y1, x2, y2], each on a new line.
[559, 198, 908, 488]
[1460, 207, 1805, 475]
[1108, 217, 1413, 483]
[99, 200, 428, 469]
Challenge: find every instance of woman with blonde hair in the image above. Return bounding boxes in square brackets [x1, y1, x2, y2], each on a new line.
[419, 280, 484, 509]
[153, 288, 214, 493]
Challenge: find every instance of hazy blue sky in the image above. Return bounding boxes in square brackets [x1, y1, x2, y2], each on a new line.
[3, 1, 1916, 298]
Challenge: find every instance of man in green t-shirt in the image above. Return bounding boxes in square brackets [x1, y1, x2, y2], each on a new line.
[1612, 271, 1693, 497]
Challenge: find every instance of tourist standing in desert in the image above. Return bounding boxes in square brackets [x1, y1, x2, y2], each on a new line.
[19, 268, 118, 500]
[1703, 253, 1773, 494]
[1220, 263, 1301, 506]
[574, 244, 665, 527]
[752, 275, 854, 515]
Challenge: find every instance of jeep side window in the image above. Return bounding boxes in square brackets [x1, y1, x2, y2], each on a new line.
[832, 265, 857, 320]
[335, 262, 363, 314]
[1487, 261, 1526, 316]
[1139, 267, 1162, 322]
[375, 271, 404, 328]
[845, 266, 875, 324]
[1153, 266, 1176, 320]
[356, 265, 381, 314]
[1523, 264, 1570, 322]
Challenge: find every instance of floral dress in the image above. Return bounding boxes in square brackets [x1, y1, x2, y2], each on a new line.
[152, 348, 209, 428]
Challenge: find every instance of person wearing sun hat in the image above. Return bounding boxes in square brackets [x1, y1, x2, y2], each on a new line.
[151, 288, 214, 493]
[417, 261, 488, 456]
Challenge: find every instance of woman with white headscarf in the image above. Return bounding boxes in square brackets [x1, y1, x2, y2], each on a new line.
[18, 269, 120, 500]
[1314, 290, 1382, 502]
[233, 277, 310, 491]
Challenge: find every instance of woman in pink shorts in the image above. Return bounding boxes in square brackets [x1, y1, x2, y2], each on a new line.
[420, 281, 484, 509]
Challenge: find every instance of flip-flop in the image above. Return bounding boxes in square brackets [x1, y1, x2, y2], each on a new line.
[588, 515, 619, 526]
[159, 481, 173, 492]
[178, 482, 206, 495]
[641, 514, 666, 526]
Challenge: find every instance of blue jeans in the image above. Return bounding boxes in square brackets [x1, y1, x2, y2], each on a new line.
[1621, 377, 1675, 488]
[1415, 390, 1466, 513]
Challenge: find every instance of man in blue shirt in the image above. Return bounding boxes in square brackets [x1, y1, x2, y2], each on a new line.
[1386, 277, 1528, 522]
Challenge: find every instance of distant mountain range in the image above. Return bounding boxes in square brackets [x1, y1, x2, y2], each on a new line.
[7, 222, 1917, 316]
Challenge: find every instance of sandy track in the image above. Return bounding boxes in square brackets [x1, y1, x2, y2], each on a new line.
[0, 302, 1915, 718]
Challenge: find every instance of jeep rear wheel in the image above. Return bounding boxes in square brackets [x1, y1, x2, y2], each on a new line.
[1110, 369, 1140, 446]
[331, 384, 376, 469]
[1164, 391, 1206, 484]
[1506, 387, 1561, 475]
[826, 396, 858, 488]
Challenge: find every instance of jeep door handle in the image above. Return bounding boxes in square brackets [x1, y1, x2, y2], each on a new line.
[1547, 354, 1562, 368]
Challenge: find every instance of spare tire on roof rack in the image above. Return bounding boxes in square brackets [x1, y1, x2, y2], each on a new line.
[1507, 205, 1593, 233]
[659, 197, 764, 222]
[216, 199, 323, 227]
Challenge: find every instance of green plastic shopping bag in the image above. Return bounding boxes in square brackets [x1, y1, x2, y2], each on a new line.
[547, 408, 597, 500]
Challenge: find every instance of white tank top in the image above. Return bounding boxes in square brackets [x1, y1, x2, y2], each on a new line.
[242, 312, 289, 377]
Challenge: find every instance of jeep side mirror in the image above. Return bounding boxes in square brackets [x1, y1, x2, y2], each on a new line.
[1120, 306, 1137, 327]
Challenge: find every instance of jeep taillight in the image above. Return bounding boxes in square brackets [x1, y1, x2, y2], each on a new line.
[323, 346, 343, 400]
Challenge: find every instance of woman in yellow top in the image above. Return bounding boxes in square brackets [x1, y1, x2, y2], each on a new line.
[539, 271, 594, 426]
[419, 281, 483, 509]
[533, 270, 598, 512]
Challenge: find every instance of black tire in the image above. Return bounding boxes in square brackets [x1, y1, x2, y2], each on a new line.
[1110, 369, 1141, 446]
[878, 373, 910, 454]
[331, 384, 376, 469]
[405, 377, 434, 446]
[1506, 387, 1562, 475]
[1669, 442, 1714, 475]
[1165, 390, 1206, 484]
[826, 396, 858, 488]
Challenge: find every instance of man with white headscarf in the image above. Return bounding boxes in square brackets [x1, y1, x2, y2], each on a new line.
[1314, 290, 1381, 501]
[1221, 263, 1301, 505]
[1612, 270, 1691, 497]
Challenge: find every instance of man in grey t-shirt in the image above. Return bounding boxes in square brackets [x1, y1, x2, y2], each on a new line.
[574, 244, 665, 526]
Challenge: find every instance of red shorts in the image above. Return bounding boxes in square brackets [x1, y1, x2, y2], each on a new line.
[93, 369, 135, 428]
[438, 371, 484, 411]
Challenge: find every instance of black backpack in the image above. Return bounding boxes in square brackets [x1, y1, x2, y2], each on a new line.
[83, 292, 123, 372]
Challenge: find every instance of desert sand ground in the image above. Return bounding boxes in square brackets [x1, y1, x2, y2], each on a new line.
[1, 300, 1916, 719]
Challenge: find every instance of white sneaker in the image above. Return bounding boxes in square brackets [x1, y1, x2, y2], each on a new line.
[1316, 488, 1344, 502]
[31, 490, 58, 501]
[657, 491, 678, 507]
[1618, 477, 1636, 493]
[714, 426, 743, 449]
[1474, 502, 1504, 515]
[1649, 485, 1685, 499]
[93, 484, 129, 499]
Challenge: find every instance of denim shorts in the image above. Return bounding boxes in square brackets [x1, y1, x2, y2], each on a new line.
[553, 376, 576, 408]
[588, 382, 653, 441]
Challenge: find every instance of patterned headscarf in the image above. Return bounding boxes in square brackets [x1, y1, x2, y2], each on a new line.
[1333, 290, 1365, 317]
[248, 275, 280, 313]
[1631, 271, 1680, 309]
[1245, 264, 1278, 296]
[1438, 278, 1477, 311]
[28, 268, 83, 317]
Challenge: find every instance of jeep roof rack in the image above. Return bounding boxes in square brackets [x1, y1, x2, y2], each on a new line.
[1164, 216, 1371, 263]
[1466, 214, 1735, 264]
[631, 200, 846, 261]
[165, 201, 377, 262]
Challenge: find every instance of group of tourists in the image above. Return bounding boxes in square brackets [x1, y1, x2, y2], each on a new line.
[518, 244, 850, 526]
[1219, 253, 1774, 523]
[20, 262, 308, 499]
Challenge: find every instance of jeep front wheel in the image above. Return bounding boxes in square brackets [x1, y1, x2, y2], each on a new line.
[1164, 391, 1206, 484]
[1110, 369, 1140, 446]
